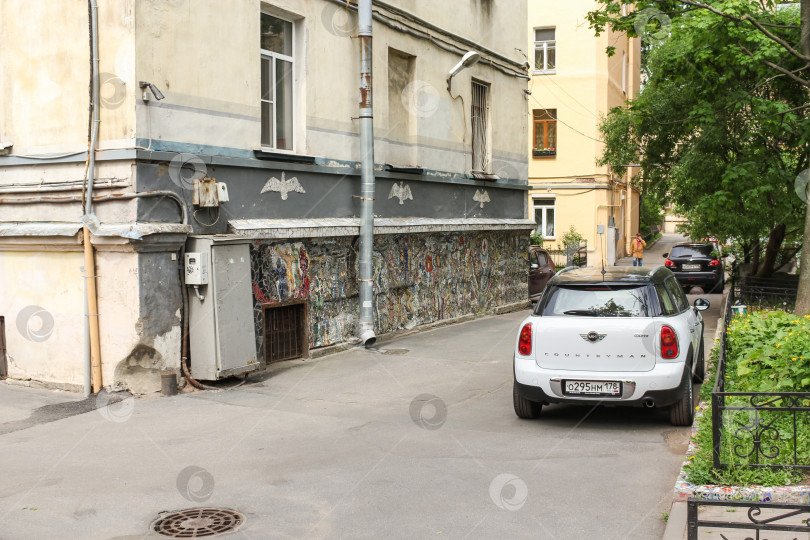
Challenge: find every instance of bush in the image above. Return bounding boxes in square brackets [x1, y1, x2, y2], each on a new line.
[684, 311, 810, 487]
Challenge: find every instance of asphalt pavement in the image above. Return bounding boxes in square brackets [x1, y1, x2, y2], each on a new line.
[0, 284, 722, 539]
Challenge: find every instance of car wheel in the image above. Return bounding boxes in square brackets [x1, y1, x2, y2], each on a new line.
[669, 372, 694, 426]
[692, 343, 705, 384]
[513, 381, 542, 419]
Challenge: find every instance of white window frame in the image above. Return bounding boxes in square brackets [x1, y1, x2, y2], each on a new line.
[533, 28, 556, 75]
[261, 11, 296, 152]
[533, 197, 556, 239]
[471, 79, 491, 173]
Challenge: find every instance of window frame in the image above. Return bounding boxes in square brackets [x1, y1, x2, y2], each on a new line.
[533, 109, 557, 157]
[533, 27, 556, 74]
[471, 79, 491, 173]
[533, 197, 556, 240]
[260, 11, 296, 152]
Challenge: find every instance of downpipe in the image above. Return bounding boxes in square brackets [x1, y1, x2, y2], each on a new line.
[357, 0, 376, 347]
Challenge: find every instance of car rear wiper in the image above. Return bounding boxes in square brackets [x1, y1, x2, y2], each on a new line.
[562, 309, 600, 316]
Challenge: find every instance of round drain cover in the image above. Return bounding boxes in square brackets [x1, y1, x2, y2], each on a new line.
[151, 508, 244, 538]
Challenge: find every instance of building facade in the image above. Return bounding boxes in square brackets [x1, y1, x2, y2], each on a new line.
[0, 0, 531, 393]
[527, 1, 641, 265]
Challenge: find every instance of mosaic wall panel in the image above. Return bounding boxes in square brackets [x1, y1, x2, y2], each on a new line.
[250, 231, 529, 355]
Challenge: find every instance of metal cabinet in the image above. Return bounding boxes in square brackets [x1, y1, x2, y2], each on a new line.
[187, 237, 258, 380]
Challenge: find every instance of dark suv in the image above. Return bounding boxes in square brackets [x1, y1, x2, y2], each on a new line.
[663, 243, 724, 293]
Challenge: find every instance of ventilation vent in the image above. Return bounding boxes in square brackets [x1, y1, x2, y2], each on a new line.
[263, 300, 308, 364]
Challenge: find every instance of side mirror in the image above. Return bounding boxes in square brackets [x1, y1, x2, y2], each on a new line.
[662, 253, 668, 258]
[693, 298, 710, 311]
[530, 263, 539, 270]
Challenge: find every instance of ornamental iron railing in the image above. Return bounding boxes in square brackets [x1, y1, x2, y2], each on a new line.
[711, 266, 809, 471]
[687, 499, 810, 540]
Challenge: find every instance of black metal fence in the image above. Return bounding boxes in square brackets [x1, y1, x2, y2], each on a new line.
[711, 267, 810, 471]
[547, 241, 587, 270]
[687, 499, 810, 540]
[730, 263, 799, 311]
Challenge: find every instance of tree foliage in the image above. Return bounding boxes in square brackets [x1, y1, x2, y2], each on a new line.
[589, 0, 810, 311]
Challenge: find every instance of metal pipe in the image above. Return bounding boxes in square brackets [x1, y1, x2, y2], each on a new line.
[0, 190, 189, 225]
[85, 0, 103, 393]
[357, 0, 376, 347]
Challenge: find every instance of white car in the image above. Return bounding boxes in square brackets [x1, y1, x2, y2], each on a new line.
[513, 266, 709, 426]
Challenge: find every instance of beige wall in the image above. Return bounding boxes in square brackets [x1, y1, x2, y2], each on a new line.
[527, 0, 641, 262]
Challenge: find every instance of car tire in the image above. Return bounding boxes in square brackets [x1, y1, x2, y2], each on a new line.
[669, 371, 695, 426]
[513, 381, 542, 419]
[692, 342, 705, 384]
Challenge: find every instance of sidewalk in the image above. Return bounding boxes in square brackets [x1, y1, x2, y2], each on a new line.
[615, 232, 689, 267]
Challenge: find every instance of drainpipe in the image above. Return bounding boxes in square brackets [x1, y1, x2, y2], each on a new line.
[84, 0, 103, 393]
[356, 0, 376, 347]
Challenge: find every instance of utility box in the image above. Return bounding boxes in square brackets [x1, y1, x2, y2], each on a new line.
[184, 252, 209, 285]
[186, 237, 259, 380]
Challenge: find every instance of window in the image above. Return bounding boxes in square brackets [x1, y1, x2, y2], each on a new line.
[533, 109, 557, 157]
[471, 81, 490, 173]
[536, 251, 549, 267]
[534, 28, 556, 73]
[261, 13, 294, 150]
[542, 285, 650, 317]
[534, 198, 555, 239]
[655, 283, 677, 316]
[665, 278, 689, 313]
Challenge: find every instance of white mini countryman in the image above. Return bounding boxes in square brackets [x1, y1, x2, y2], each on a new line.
[513, 266, 710, 426]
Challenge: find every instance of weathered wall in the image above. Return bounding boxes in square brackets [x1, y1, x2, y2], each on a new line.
[0, 251, 86, 387]
[0, 0, 136, 154]
[250, 230, 528, 354]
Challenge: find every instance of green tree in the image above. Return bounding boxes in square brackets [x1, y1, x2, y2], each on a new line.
[589, 0, 810, 314]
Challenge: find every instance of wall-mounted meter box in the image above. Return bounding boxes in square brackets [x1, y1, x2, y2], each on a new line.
[185, 252, 209, 285]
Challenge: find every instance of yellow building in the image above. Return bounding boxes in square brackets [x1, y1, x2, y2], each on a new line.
[527, 1, 641, 265]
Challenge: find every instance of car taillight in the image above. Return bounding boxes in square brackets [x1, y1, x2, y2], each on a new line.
[518, 323, 532, 356]
[709, 259, 720, 267]
[665, 259, 675, 268]
[660, 325, 679, 359]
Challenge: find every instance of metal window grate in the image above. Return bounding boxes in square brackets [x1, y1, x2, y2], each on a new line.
[471, 81, 490, 173]
[263, 300, 308, 364]
[0, 317, 6, 379]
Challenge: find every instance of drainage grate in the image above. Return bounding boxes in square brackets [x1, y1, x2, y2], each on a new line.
[263, 299, 308, 364]
[151, 508, 245, 538]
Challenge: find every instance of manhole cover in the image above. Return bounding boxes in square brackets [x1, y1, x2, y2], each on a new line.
[151, 508, 244, 538]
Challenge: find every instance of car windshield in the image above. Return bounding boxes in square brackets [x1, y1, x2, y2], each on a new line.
[670, 245, 712, 258]
[542, 285, 650, 317]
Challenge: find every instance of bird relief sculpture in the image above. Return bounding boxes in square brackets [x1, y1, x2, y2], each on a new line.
[473, 189, 490, 208]
[260, 171, 306, 200]
[388, 181, 413, 205]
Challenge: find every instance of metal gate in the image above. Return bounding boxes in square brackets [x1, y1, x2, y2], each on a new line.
[263, 300, 308, 364]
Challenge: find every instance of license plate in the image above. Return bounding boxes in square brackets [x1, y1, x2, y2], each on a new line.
[682, 264, 701, 271]
[564, 380, 621, 396]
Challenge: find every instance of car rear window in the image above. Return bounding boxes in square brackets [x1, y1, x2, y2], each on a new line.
[541, 285, 650, 317]
[670, 245, 712, 258]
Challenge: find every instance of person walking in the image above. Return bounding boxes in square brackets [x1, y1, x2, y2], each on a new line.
[631, 233, 647, 266]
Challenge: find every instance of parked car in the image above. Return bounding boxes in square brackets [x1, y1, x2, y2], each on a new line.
[513, 266, 709, 426]
[663, 243, 724, 293]
[528, 246, 557, 302]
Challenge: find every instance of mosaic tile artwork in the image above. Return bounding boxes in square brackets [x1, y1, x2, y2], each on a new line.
[250, 231, 529, 355]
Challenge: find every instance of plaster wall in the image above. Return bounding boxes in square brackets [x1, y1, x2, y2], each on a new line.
[0, 251, 85, 387]
[132, 0, 528, 180]
[0, 0, 136, 155]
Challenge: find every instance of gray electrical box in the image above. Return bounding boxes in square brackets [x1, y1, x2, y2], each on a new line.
[187, 237, 258, 380]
